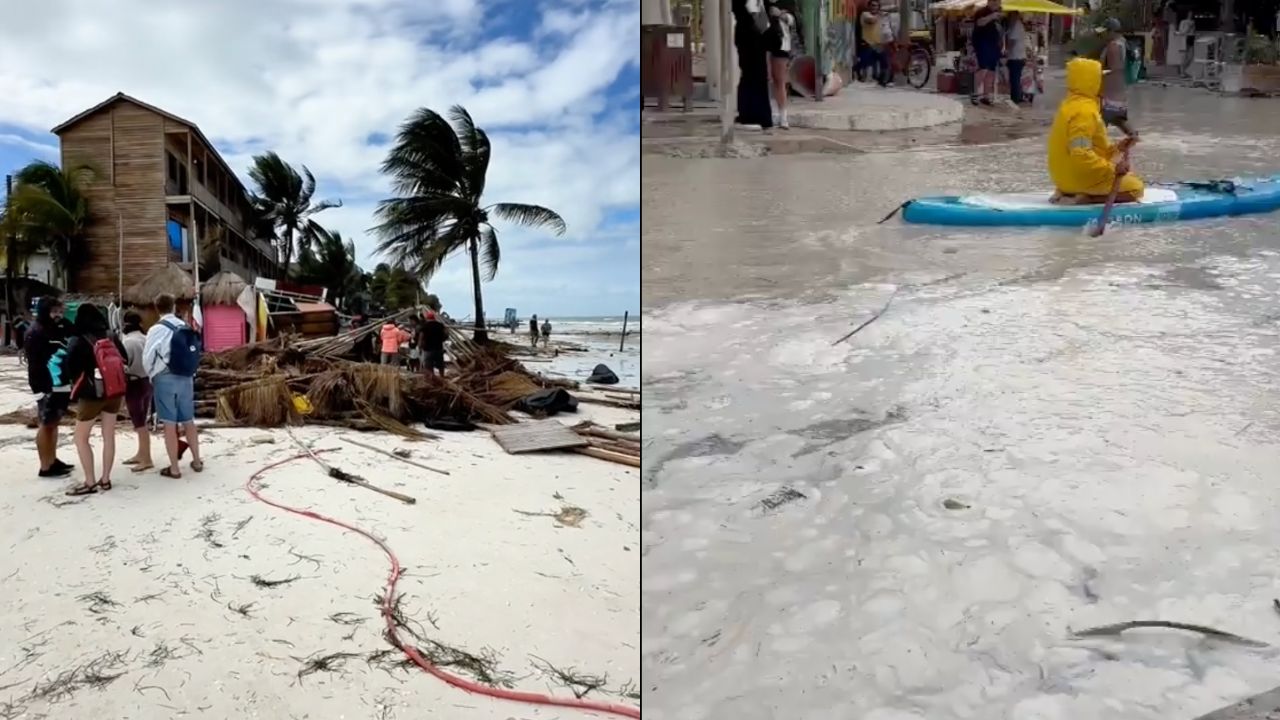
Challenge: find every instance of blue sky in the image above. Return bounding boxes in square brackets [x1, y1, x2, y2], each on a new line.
[0, 0, 639, 319]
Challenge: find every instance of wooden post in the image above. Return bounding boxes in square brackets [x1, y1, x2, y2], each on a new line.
[3, 174, 12, 348]
[620, 310, 628, 352]
[117, 213, 124, 302]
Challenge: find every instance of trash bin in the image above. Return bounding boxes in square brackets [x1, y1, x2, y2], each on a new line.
[1124, 36, 1145, 83]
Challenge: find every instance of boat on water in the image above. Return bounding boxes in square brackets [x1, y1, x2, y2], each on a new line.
[901, 176, 1280, 228]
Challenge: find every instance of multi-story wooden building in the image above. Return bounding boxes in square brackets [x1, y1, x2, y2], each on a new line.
[51, 92, 277, 295]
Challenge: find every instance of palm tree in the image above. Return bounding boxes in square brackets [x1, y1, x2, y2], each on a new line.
[296, 227, 363, 310]
[373, 105, 566, 341]
[247, 151, 341, 280]
[5, 161, 95, 291]
[366, 262, 421, 311]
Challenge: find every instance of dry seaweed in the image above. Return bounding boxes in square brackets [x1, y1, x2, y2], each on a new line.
[249, 574, 300, 588]
[530, 655, 609, 699]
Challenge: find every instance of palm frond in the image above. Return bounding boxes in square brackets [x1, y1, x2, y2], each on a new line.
[479, 224, 500, 281]
[488, 202, 567, 236]
[448, 105, 491, 200]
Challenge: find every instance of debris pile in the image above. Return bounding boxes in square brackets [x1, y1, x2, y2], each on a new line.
[195, 316, 576, 437]
[571, 421, 640, 467]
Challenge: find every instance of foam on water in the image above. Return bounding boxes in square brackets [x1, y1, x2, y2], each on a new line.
[642, 257, 1280, 720]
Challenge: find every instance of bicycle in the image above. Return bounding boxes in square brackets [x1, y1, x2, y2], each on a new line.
[883, 37, 934, 90]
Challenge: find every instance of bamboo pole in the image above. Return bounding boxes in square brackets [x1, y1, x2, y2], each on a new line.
[575, 446, 641, 467]
[340, 436, 450, 476]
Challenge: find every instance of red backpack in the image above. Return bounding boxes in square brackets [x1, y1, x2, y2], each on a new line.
[73, 337, 127, 400]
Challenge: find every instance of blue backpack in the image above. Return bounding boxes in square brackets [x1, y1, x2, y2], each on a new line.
[162, 320, 202, 376]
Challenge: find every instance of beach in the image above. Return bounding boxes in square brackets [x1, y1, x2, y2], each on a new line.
[0, 355, 640, 719]
[508, 316, 640, 391]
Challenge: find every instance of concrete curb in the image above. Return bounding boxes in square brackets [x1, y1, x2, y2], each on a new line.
[786, 88, 965, 131]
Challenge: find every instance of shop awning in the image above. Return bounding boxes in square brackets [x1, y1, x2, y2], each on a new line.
[930, 0, 1083, 14]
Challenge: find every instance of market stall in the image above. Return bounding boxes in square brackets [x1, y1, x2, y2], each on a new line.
[930, 0, 1081, 101]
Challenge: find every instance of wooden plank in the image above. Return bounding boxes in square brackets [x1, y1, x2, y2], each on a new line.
[484, 419, 589, 454]
[574, 447, 641, 467]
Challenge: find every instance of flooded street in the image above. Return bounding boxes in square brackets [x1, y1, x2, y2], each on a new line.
[641, 84, 1280, 720]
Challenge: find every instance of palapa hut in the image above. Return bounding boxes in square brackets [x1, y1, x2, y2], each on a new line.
[200, 271, 249, 351]
[123, 264, 198, 327]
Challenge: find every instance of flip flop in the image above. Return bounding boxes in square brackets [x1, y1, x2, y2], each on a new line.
[159, 467, 181, 479]
[122, 458, 140, 466]
[98, 478, 112, 491]
[190, 460, 204, 473]
[131, 463, 155, 474]
[65, 484, 97, 497]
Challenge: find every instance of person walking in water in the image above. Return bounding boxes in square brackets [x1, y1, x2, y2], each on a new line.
[529, 314, 539, 347]
[1098, 18, 1137, 140]
[540, 318, 553, 348]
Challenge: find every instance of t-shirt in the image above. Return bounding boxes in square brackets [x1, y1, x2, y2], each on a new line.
[1006, 19, 1026, 61]
[860, 11, 882, 47]
[972, 7, 1002, 52]
[422, 321, 446, 353]
[121, 330, 147, 379]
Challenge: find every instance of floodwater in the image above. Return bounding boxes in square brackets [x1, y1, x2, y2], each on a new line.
[641, 84, 1280, 720]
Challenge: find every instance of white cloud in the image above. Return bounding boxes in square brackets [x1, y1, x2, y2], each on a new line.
[0, 0, 639, 316]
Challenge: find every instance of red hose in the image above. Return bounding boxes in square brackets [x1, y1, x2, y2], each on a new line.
[246, 451, 642, 719]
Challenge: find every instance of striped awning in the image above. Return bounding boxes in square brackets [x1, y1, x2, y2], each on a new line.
[930, 0, 1083, 15]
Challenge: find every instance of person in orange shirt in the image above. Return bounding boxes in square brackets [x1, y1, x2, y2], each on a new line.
[379, 321, 410, 366]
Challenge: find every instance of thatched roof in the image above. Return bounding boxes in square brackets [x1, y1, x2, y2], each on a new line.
[201, 271, 248, 306]
[123, 264, 196, 306]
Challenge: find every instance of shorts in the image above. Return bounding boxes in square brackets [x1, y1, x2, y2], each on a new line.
[152, 373, 195, 424]
[423, 349, 446, 371]
[77, 396, 123, 423]
[125, 377, 153, 429]
[36, 393, 69, 427]
[380, 352, 398, 365]
[1101, 100, 1129, 126]
[975, 45, 1001, 71]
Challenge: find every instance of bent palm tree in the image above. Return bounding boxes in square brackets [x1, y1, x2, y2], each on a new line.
[248, 152, 341, 279]
[373, 105, 566, 340]
[6, 161, 94, 290]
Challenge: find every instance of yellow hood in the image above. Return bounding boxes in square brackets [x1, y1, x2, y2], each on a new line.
[1065, 57, 1103, 99]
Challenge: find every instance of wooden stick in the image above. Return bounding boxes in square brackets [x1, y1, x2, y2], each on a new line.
[340, 436, 451, 476]
[574, 446, 641, 467]
[284, 427, 418, 504]
[575, 423, 641, 444]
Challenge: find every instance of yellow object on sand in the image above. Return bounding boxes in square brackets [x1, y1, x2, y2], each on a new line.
[292, 394, 313, 415]
[1047, 58, 1144, 198]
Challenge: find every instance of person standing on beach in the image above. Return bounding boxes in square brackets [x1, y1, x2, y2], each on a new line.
[529, 314, 539, 347]
[25, 296, 74, 478]
[60, 304, 127, 496]
[421, 310, 447, 377]
[379, 320, 409, 366]
[144, 293, 204, 479]
[120, 311, 154, 472]
[540, 318, 553, 348]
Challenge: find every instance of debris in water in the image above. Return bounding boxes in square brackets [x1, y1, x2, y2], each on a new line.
[759, 487, 807, 512]
[942, 498, 970, 510]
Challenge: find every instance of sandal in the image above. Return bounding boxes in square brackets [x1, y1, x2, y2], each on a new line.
[131, 463, 154, 474]
[190, 460, 204, 473]
[65, 483, 97, 497]
[98, 478, 112, 491]
[122, 458, 139, 466]
[160, 467, 182, 479]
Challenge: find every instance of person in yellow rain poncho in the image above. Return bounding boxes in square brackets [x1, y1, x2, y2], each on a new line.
[1048, 57, 1143, 204]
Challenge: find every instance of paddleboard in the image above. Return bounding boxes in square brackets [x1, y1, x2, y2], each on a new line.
[901, 175, 1280, 227]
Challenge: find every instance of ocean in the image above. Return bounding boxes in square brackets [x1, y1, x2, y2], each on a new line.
[522, 315, 640, 390]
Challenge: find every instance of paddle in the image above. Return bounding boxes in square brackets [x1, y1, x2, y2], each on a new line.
[1088, 141, 1134, 238]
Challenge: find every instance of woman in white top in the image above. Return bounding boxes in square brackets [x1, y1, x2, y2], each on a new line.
[766, 0, 798, 128]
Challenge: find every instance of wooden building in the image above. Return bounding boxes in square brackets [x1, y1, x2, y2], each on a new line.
[51, 93, 278, 295]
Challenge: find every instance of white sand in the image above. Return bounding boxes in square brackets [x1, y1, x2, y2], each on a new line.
[0, 357, 639, 719]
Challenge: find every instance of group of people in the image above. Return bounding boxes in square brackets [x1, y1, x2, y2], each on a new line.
[25, 293, 204, 496]
[528, 315, 553, 348]
[374, 310, 449, 377]
[965, 0, 1034, 106]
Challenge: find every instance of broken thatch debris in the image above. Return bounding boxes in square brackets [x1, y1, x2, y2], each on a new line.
[295, 651, 361, 684]
[759, 487, 807, 512]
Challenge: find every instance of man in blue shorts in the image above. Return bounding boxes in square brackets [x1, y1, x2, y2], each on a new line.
[144, 293, 203, 478]
[971, 0, 1004, 105]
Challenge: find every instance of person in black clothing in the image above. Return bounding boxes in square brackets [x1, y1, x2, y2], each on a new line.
[24, 296, 73, 478]
[971, 0, 1004, 105]
[61, 304, 127, 496]
[732, 0, 774, 129]
[421, 310, 447, 377]
[529, 314, 539, 347]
